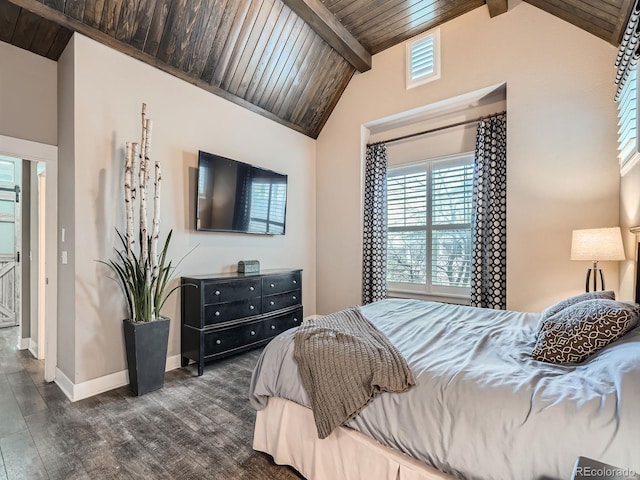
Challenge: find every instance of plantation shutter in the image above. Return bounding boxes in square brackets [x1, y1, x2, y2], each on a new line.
[618, 63, 639, 174]
[386, 156, 473, 295]
[410, 36, 435, 81]
[387, 170, 427, 284]
[406, 30, 440, 89]
[431, 162, 473, 289]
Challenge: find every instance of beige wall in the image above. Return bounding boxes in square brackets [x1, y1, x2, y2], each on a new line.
[316, 0, 620, 314]
[57, 39, 76, 378]
[619, 161, 640, 301]
[0, 42, 57, 145]
[59, 34, 316, 383]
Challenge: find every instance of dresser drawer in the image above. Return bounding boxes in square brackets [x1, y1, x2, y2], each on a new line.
[203, 279, 261, 304]
[203, 320, 265, 357]
[263, 290, 301, 313]
[263, 307, 303, 338]
[204, 298, 261, 325]
[262, 272, 301, 295]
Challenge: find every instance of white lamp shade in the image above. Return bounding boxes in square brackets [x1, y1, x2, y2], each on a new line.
[570, 227, 625, 261]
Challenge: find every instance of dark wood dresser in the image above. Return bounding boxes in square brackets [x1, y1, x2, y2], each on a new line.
[180, 269, 302, 375]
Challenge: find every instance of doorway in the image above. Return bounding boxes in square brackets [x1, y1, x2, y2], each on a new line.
[0, 135, 57, 382]
[0, 156, 48, 358]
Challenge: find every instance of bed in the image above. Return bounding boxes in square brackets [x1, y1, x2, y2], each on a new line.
[249, 298, 640, 480]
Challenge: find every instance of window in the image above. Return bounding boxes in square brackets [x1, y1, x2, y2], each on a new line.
[406, 29, 440, 89]
[617, 63, 640, 175]
[387, 154, 473, 297]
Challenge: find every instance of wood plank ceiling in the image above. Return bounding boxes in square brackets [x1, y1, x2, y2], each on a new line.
[0, 0, 635, 138]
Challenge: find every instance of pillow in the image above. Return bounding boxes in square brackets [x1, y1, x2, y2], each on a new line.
[532, 299, 639, 365]
[540, 290, 615, 321]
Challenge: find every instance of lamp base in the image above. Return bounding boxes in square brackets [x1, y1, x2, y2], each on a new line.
[585, 266, 605, 292]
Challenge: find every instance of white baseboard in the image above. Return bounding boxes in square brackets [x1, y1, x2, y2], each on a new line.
[54, 368, 75, 402]
[55, 354, 183, 402]
[18, 338, 41, 359]
[165, 354, 183, 371]
[28, 339, 38, 359]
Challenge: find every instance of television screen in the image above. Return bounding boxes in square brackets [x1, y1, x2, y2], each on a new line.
[196, 151, 287, 234]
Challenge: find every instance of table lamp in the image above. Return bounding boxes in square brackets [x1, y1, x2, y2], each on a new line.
[570, 227, 625, 292]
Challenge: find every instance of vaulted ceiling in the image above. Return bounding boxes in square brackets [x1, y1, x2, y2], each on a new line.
[0, 0, 634, 138]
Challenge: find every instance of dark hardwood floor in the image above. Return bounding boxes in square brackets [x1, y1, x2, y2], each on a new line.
[0, 326, 302, 479]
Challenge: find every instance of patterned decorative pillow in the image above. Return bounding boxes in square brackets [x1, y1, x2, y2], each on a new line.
[532, 299, 639, 364]
[540, 290, 615, 321]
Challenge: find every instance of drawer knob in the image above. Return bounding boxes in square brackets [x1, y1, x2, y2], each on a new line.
[269, 300, 275, 306]
[215, 311, 220, 317]
[250, 286, 255, 291]
[216, 339, 221, 345]
[270, 283, 275, 288]
[271, 325, 276, 330]
[215, 290, 220, 296]
[293, 280, 297, 284]
[292, 295, 297, 300]
[250, 330, 256, 336]
[294, 318, 299, 322]
[250, 305, 255, 310]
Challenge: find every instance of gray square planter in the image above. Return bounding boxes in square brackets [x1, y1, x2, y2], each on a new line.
[123, 317, 170, 396]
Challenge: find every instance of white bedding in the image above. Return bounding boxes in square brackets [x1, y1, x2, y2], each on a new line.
[254, 396, 453, 480]
[250, 299, 640, 480]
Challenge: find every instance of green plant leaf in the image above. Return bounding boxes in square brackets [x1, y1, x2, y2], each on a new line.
[98, 228, 195, 323]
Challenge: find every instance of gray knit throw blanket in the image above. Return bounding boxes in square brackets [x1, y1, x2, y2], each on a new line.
[293, 307, 416, 439]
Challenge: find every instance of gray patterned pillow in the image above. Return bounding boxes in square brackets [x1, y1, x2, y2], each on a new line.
[540, 290, 615, 321]
[532, 299, 639, 364]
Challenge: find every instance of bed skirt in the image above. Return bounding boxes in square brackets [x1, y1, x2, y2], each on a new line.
[253, 397, 454, 480]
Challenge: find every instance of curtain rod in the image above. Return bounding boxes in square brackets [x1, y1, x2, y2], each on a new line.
[367, 110, 507, 147]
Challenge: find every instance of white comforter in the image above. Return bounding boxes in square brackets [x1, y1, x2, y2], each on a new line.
[250, 299, 640, 480]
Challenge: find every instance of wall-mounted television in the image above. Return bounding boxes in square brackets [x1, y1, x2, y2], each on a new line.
[196, 151, 287, 235]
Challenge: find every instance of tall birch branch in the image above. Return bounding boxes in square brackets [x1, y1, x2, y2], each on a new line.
[138, 138, 148, 270]
[138, 103, 149, 265]
[124, 142, 134, 264]
[148, 118, 161, 280]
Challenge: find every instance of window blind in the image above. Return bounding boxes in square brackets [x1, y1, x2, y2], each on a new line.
[410, 36, 435, 81]
[431, 163, 473, 289]
[618, 63, 639, 174]
[387, 172, 427, 283]
[406, 30, 440, 89]
[387, 156, 473, 295]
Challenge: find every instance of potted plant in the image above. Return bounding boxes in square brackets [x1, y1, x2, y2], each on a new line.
[101, 104, 183, 396]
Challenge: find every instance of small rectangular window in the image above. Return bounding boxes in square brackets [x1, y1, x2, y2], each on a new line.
[618, 63, 640, 175]
[406, 29, 441, 90]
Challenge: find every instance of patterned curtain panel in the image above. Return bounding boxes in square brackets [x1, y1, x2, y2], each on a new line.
[615, 0, 640, 101]
[362, 144, 388, 304]
[471, 114, 507, 309]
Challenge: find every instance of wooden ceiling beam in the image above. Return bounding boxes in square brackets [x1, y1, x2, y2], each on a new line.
[280, 0, 371, 72]
[486, 0, 508, 17]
